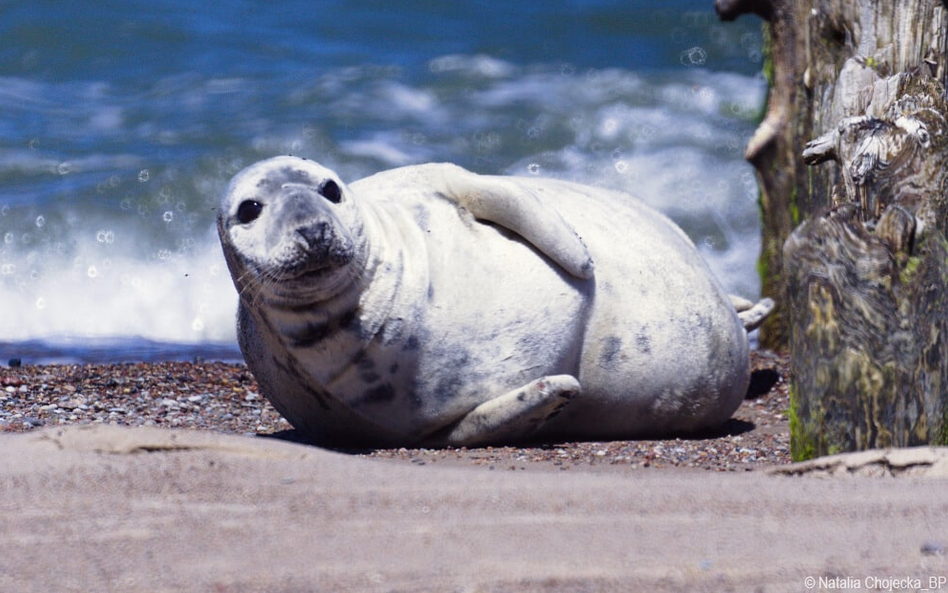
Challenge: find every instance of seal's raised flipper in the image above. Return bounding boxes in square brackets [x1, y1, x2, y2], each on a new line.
[437, 375, 579, 447]
[730, 295, 775, 332]
[417, 164, 595, 279]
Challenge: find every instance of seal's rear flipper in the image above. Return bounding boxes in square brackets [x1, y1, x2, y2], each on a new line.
[436, 375, 579, 447]
[730, 295, 775, 332]
[415, 164, 595, 280]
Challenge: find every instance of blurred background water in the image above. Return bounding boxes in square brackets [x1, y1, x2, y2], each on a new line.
[0, 0, 765, 364]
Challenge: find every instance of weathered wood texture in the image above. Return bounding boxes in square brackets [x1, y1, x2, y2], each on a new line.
[716, 0, 947, 348]
[716, 0, 948, 459]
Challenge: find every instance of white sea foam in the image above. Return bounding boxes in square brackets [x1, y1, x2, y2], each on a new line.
[0, 56, 766, 355]
[1, 233, 237, 344]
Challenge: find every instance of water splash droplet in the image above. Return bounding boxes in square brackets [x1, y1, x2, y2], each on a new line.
[87, 265, 98, 278]
[34, 216, 45, 228]
[138, 169, 150, 182]
[36, 297, 46, 310]
[163, 211, 174, 223]
[527, 163, 541, 175]
[680, 46, 707, 67]
[57, 162, 72, 175]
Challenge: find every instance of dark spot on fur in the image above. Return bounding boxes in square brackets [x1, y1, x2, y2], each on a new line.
[412, 203, 431, 230]
[427, 283, 435, 302]
[355, 352, 375, 371]
[431, 349, 470, 402]
[279, 166, 312, 185]
[404, 335, 420, 351]
[389, 362, 399, 375]
[516, 390, 527, 402]
[354, 354, 380, 382]
[361, 383, 396, 404]
[360, 371, 381, 384]
[635, 331, 651, 354]
[599, 336, 623, 369]
[339, 308, 358, 328]
[288, 321, 330, 348]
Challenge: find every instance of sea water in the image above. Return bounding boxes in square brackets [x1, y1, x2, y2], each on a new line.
[0, 1, 766, 363]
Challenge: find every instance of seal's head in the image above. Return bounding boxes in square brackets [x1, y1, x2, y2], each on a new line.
[218, 156, 363, 305]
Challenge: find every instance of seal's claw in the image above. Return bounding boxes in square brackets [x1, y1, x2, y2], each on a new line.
[735, 297, 775, 332]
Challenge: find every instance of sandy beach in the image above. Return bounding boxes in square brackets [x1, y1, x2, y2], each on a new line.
[3, 350, 948, 592]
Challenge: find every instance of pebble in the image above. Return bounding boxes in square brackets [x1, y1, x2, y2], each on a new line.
[921, 541, 946, 556]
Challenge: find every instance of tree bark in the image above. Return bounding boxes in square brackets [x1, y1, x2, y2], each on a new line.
[716, 0, 948, 459]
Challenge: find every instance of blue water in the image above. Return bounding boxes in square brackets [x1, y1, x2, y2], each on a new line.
[0, 1, 765, 364]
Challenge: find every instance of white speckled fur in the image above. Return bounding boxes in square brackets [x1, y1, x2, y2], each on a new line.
[219, 156, 751, 447]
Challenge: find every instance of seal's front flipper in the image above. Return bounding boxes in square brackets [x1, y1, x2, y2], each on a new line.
[421, 164, 595, 279]
[436, 375, 579, 447]
[730, 295, 775, 332]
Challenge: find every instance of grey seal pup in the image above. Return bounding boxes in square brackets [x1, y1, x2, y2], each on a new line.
[218, 155, 773, 448]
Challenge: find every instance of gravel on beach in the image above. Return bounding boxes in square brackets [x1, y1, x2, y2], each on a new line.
[0, 350, 790, 471]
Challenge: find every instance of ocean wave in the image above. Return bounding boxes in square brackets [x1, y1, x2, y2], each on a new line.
[0, 54, 765, 352]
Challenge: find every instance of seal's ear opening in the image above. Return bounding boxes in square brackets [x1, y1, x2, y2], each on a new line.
[320, 180, 342, 204]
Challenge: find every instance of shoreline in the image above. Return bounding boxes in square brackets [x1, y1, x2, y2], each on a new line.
[0, 349, 790, 471]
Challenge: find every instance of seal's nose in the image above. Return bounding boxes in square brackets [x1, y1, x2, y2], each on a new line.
[296, 221, 331, 250]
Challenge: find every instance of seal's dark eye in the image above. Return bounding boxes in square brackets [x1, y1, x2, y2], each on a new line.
[320, 180, 342, 204]
[236, 200, 263, 224]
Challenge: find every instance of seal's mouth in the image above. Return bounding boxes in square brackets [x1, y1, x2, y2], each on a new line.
[266, 222, 356, 285]
[245, 253, 355, 306]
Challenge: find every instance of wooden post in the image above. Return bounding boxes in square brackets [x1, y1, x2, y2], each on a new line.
[715, 0, 948, 459]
